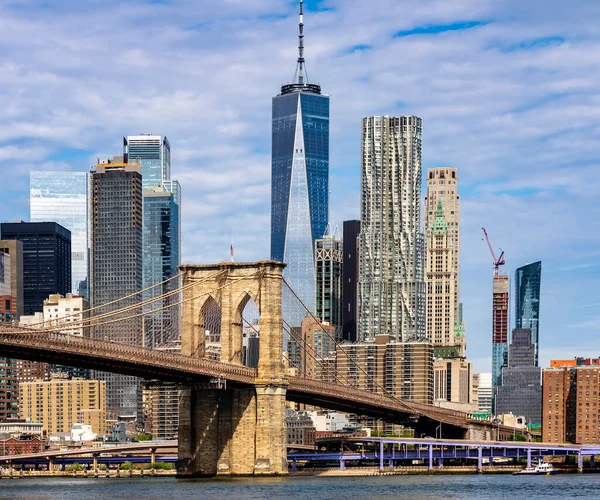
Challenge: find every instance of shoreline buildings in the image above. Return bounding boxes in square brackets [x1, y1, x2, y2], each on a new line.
[19, 377, 106, 436]
[543, 359, 600, 444]
[357, 116, 425, 342]
[271, 0, 329, 326]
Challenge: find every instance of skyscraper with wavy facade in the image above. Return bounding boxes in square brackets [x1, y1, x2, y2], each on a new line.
[358, 116, 425, 342]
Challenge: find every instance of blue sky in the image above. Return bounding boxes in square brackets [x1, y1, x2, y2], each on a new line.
[0, 0, 599, 372]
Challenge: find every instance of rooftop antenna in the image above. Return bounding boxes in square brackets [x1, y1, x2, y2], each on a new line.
[293, 0, 308, 84]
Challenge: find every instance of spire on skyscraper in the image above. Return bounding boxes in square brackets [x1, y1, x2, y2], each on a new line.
[282, 0, 321, 95]
[294, 0, 306, 84]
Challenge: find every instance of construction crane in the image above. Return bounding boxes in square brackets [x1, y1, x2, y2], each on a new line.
[481, 227, 505, 271]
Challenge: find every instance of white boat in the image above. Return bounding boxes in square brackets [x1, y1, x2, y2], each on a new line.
[513, 461, 560, 475]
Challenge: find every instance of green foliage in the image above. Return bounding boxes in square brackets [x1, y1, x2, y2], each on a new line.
[508, 433, 527, 442]
[98, 464, 107, 471]
[148, 462, 175, 470]
[66, 463, 84, 472]
[136, 433, 153, 442]
[119, 461, 134, 470]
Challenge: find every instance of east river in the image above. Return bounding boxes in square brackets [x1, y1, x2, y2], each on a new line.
[0, 475, 600, 499]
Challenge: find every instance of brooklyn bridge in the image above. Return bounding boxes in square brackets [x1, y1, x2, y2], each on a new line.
[0, 260, 502, 477]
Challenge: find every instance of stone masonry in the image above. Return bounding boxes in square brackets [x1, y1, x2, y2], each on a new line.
[178, 261, 288, 477]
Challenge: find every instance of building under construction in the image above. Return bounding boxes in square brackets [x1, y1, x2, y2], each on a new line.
[482, 228, 509, 411]
[492, 271, 509, 395]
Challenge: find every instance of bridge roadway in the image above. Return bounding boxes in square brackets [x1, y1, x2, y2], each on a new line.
[0, 328, 494, 434]
[4, 438, 598, 473]
[0, 442, 177, 464]
[0, 442, 314, 466]
[289, 437, 600, 472]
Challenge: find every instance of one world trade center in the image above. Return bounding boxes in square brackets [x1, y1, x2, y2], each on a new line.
[271, 0, 329, 326]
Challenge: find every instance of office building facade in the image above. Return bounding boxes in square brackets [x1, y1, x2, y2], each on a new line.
[358, 116, 425, 342]
[336, 335, 433, 404]
[143, 383, 179, 440]
[424, 168, 464, 357]
[19, 377, 106, 436]
[124, 135, 170, 190]
[297, 316, 337, 382]
[125, 136, 181, 353]
[43, 293, 89, 379]
[91, 158, 143, 419]
[1, 222, 71, 317]
[0, 240, 23, 319]
[495, 328, 542, 424]
[342, 220, 360, 342]
[142, 186, 180, 348]
[492, 271, 509, 402]
[0, 249, 21, 421]
[515, 261, 542, 366]
[315, 233, 342, 335]
[30, 171, 90, 298]
[433, 358, 477, 412]
[476, 372, 493, 414]
[271, 3, 329, 325]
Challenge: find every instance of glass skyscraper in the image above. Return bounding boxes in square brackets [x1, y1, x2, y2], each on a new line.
[495, 328, 542, 424]
[30, 171, 89, 298]
[143, 186, 180, 348]
[271, 1, 329, 325]
[125, 134, 181, 302]
[124, 135, 171, 190]
[515, 261, 542, 366]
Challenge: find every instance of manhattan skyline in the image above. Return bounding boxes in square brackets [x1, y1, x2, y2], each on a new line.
[0, 0, 597, 372]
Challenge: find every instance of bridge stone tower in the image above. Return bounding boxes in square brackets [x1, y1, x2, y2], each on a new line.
[178, 260, 288, 477]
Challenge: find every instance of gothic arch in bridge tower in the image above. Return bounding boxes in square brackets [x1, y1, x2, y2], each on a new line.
[198, 296, 221, 361]
[181, 261, 286, 378]
[236, 292, 260, 368]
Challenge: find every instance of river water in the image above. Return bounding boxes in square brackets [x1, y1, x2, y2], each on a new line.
[0, 475, 599, 499]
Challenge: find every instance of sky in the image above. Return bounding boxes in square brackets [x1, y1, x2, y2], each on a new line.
[0, 0, 599, 373]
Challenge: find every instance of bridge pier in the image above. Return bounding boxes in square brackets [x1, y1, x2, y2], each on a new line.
[178, 384, 287, 477]
[178, 258, 288, 477]
[465, 424, 493, 442]
[428, 445, 433, 471]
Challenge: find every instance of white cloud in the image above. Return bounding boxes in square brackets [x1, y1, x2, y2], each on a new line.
[0, 0, 598, 368]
